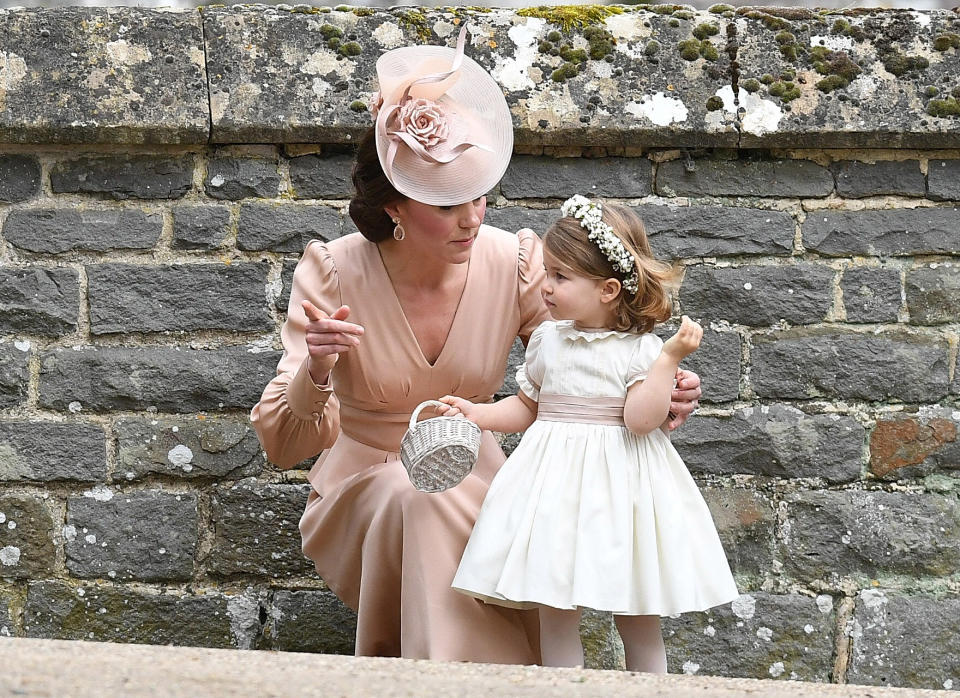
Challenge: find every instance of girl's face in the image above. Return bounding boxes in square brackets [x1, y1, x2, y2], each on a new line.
[541, 249, 618, 328]
[387, 196, 486, 265]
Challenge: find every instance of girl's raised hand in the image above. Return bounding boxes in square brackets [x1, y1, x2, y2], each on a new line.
[302, 300, 364, 384]
[437, 395, 482, 423]
[662, 315, 703, 362]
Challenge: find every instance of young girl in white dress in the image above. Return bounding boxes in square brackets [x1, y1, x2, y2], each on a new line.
[438, 195, 738, 672]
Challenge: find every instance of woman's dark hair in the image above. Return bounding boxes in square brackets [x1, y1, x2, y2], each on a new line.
[348, 127, 407, 242]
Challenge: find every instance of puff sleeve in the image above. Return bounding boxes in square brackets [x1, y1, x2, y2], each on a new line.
[250, 240, 342, 468]
[515, 321, 548, 402]
[516, 228, 549, 344]
[625, 333, 665, 388]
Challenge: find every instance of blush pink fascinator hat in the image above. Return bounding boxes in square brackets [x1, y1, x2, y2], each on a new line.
[371, 25, 514, 206]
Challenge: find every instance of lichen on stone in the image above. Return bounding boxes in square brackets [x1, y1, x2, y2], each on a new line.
[392, 9, 431, 42]
[810, 47, 861, 91]
[348, 100, 367, 112]
[769, 80, 801, 101]
[742, 10, 791, 31]
[932, 33, 960, 52]
[516, 5, 624, 32]
[881, 51, 929, 77]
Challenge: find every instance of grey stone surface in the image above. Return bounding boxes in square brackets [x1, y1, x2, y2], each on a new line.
[702, 488, 775, 577]
[0, 267, 78, 336]
[0, 592, 11, 637]
[0, 421, 106, 483]
[927, 160, 960, 201]
[65, 491, 198, 581]
[830, 161, 925, 198]
[50, 156, 194, 199]
[847, 591, 960, 691]
[656, 159, 833, 198]
[204, 156, 281, 200]
[277, 258, 299, 313]
[207, 479, 312, 578]
[172, 205, 231, 250]
[38, 346, 280, 412]
[638, 206, 795, 259]
[289, 154, 354, 199]
[484, 208, 558, 237]
[501, 156, 652, 199]
[803, 208, 960, 257]
[0, 344, 30, 409]
[237, 203, 342, 252]
[86, 263, 272, 334]
[0, 155, 41, 203]
[905, 263, 960, 325]
[3, 209, 162, 254]
[265, 590, 357, 654]
[781, 491, 960, 581]
[751, 331, 950, 402]
[840, 267, 902, 324]
[0, 494, 55, 579]
[24, 582, 239, 648]
[679, 264, 835, 327]
[580, 609, 624, 671]
[114, 416, 263, 482]
[663, 592, 837, 682]
[655, 326, 741, 404]
[673, 405, 863, 483]
[868, 406, 960, 481]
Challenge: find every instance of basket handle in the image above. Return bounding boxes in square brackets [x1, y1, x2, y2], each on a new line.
[409, 399, 447, 430]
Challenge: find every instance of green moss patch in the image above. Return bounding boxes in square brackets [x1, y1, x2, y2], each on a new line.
[927, 97, 960, 118]
[517, 5, 623, 31]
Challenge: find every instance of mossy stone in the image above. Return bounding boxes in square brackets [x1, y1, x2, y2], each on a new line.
[517, 5, 624, 32]
[348, 100, 367, 112]
[693, 23, 719, 40]
[742, 78, 761, 93]
[705, 95, 724, 111]
[677, 39, 701, 61]
[338, 41, 362, 57]
[644, 40, 661, 56]
[927, 97, 960, 117]
[933, 33, 960, 52]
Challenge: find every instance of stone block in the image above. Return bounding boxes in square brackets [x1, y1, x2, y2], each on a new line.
[50, 156, 194, 199]
[780, 490, 960, 581]
[172, 206, 231, 250]
[87, 263, 272, 334]
[679, 264, 834, 326]
[869, 407, 960, 480]
[483, 208, 558, 237]
[831, 161, 925, 198]
[207, 479, 312, 578]
[673, 405, 863, 483]
[702, 488, 775, 576]
[3, 209, 161, 254]
[906, 263, 960, 325]
[265, 590, 356, 654]
[114, 416, 263, 482]
[927, 160, 960, 201]
[204, 156, 281, 200]
[289, 154, 354, 199]
[841, 267, 901, 323]
[501, 156, 652, 199]
[0, 155, 41, 203]
[657, 159, 833, 198]
[65, 491, 197, 581]
[0, 494, 55, 579]
[656, 325, 740, 404]
[0, 421, 106, 483]
[751, 330, 950, 402]
[0, 344, 30, 409]
[847, 590, 960, 691]
[664, 592, 837, 682]
[277, 259, 299, 313]
[580, 609, 624, 671]
[237, 203, 342, 252]
[39, 346, 280, 413]
[0, 592, 11, 637]
[637, 205, 795, 259]
[0, 268, 78, 337]
[804, 209, 960, 257]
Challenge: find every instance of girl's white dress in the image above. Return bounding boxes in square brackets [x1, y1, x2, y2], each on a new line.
[453, 320, 739, 615]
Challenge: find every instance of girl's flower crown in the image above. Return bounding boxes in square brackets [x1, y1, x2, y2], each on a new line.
[560, 195, 640, 294]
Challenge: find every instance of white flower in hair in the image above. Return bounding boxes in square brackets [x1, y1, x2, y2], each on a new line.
[560, 196, 640, 294]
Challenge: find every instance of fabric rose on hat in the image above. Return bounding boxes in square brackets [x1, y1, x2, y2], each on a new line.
[396, 98, 449, 149]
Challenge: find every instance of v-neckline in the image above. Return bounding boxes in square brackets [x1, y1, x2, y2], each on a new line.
[373, 239, 474, 368]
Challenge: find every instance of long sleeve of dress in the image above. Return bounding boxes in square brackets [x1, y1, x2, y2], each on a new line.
[250, 240, 343, 468]
[516, 228, 548, 344]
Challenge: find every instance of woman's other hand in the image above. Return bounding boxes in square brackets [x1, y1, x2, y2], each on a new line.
[302, 300, 364, 385]
[667, 368, 702, 431]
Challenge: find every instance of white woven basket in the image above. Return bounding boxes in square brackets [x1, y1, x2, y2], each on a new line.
[400, 400, 481, 493]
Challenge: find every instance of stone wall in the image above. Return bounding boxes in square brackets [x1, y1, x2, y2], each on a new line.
[0, 4, 958, 692]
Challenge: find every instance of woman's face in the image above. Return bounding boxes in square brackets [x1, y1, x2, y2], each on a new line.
[387, 196, 486, 265]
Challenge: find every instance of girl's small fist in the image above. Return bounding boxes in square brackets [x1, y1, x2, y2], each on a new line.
[436, 396, 464, 417]
[663, 315, 703, 361]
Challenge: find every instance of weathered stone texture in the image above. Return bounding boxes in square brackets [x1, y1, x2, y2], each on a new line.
[237, 203, 342, 252]
[673, 405, 863, 483]
[289, 154, 354, 199]
[781, 491, 960, 581]
[702, 488, 775, 576]
[207, 479, 312, 578]
[265, 590, 356, 654]
[277, 259, 299, 313]
[38, 346, 280, 412]
[905, 264, 960, 325]
[484, 208, 558, 238]
[848, 591, 960, 691]
[869, 408, 959, 480]
[86, 263, 272, 334]
[65, 491, 198, 581]
[657, 159, 833, 198]
[639, 206, 795, 259]
[0, 592, 12, 637]
[0, 344, 30, 409]
[0, 495, 55, 579]
[580, 609, 624, 671]
[114, 417, 263, 482]
[751, 331, 950, 402]
[501, 156, 651, 199]
[803, 209, 960, 257]
[50, 156, 194, 199]
[0, 268, 78, 336]
[0, 421, 106, 482]
[927, 160, 960, 201]
[3, 209, 162, 254]
[841, 267, 902, 324]
[680, 264, 835, 327]
[204, 156, 280, 200]
[24, 581, 241, 648]
[664, 593, 837, 682]
[0, 155, 42, 203]
[830, 161, 925, 198]
[656, 327, 740, 404]
[172, 205, 232, 250]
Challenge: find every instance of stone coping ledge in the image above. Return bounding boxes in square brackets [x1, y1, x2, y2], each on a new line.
[0, 637, 949, 697]
[0, 6, 959, 147]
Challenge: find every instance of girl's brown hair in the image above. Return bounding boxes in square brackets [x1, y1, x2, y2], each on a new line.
[543, 203, 675, 333]
[348, 127, 406, 242]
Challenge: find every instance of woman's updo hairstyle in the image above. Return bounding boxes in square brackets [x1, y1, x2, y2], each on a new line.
[543, 203, 675, 334]
[349, 128, 406, 242]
